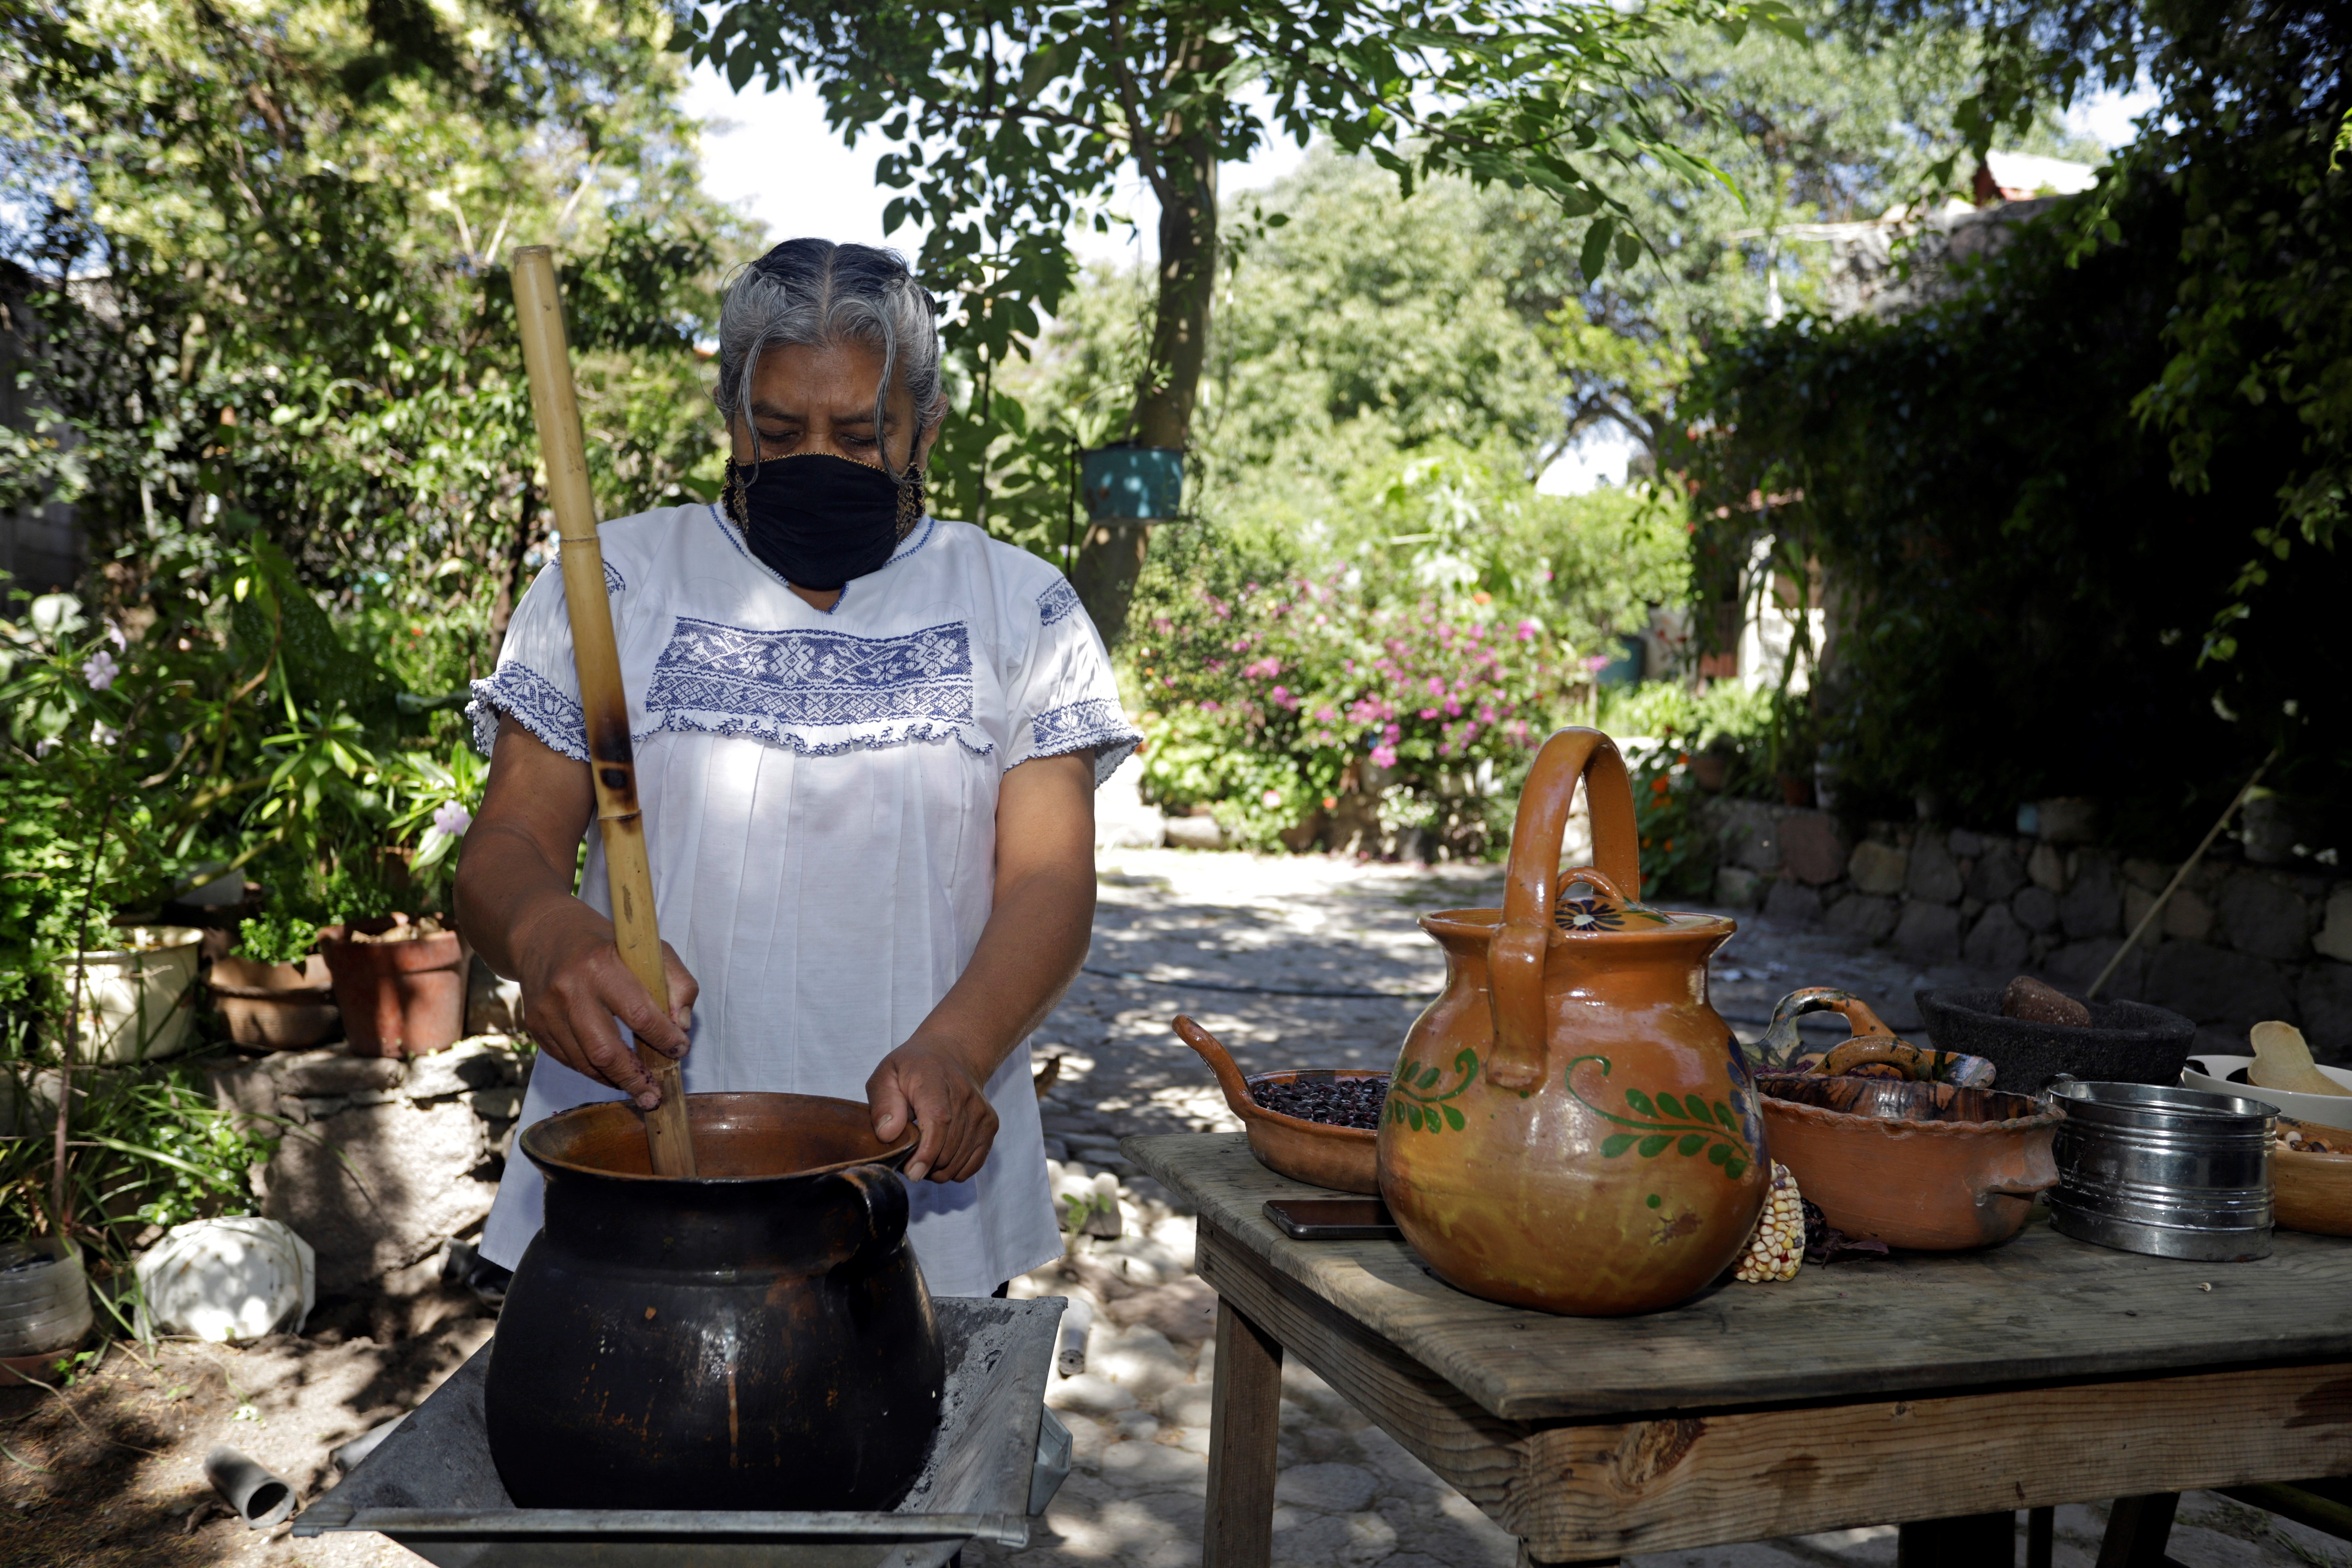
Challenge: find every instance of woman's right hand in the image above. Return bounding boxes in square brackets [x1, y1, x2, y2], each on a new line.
[513, 899, 697, 1110]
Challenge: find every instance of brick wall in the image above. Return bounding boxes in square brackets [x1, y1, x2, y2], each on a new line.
[1699, 797, 2352, 1067]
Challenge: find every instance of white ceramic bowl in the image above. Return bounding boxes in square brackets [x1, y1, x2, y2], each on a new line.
[2181, 1055, 2352, 1132]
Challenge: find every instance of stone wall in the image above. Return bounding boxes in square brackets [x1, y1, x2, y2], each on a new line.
[1700, 798, 2352, 1065]
[208, 1037, 528, 1297]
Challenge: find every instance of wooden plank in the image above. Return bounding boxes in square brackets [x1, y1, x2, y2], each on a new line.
[1129, 1133, 2352, 1423]
[1194, 1214, 2352, 1561]
[1203, 1297, 1285, 1568]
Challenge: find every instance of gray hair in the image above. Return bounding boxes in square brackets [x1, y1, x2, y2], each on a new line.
[712, 239, 943, 479]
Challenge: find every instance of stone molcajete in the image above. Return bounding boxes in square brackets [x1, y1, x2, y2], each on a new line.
[484, 1092, 945, 1510]
[1377, 728, 1767, 1316]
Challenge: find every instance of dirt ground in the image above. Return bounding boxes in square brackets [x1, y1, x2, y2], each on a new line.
[0, 1312, 490, 1568]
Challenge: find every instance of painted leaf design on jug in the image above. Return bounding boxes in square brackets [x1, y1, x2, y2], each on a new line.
[1569, 1055, 1755, 1179]
[1386, 1047, 1476, 1133]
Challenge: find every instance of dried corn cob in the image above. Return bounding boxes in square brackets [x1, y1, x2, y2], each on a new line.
[1735, 1161, 1804, 1283]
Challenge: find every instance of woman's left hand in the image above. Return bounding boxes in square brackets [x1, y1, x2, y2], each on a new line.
[868, 1037, 1000, 1184]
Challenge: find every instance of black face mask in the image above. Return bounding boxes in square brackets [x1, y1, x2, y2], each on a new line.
[726, 453, 920, 592]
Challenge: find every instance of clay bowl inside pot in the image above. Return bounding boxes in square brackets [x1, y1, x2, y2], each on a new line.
[1759, 1073, 2064, 1250]
[1173, 1017, 1380, 1194]
[1916, 986, 2196, 1093]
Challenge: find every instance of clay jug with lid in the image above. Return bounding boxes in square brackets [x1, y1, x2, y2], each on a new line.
[1377, 728, 1767, 1315]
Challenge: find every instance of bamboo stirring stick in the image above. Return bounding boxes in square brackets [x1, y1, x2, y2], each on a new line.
[510, 245, 697, 1178]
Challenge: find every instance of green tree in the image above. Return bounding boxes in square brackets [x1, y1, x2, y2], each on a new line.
[1531, 14, 2099, 470]
[683, 0, 1804, 638]
[1833, 0, 2352, 668]
[2, 0, 753, 673]
[0, 0, 757, 928]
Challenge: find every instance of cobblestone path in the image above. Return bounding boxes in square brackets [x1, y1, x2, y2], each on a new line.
[983, 848, 2343, 1568]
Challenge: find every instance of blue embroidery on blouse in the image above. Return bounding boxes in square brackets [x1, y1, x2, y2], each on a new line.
[467, 665, 588, 761]
[1038, 579, 1082, 627]
[604, 561, 625, 595]
[646, 618, 976, 730]
[1031, 698, 1129, 753]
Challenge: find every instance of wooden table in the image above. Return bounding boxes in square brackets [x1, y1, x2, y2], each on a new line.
[1124, 1133, 2352, 1568]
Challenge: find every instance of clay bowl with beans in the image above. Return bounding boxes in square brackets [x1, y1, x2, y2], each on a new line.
[1172, 1015, 1383, 1194]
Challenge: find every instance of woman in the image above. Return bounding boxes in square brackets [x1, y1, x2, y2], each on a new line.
[457, 240, 1138, 1297]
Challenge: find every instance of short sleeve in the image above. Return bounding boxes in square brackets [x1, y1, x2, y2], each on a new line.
[467, 563, 589, 761]
[1005, 577, 1143, 786]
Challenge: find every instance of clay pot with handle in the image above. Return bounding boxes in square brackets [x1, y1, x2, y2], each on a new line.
[1172, 1016, 1381, 1193]
[1377, 728, 1766, 1316]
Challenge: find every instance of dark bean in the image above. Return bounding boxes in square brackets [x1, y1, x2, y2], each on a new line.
[1251, 1076, 1390, 1131]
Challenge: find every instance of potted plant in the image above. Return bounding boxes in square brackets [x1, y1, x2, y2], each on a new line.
[65, 925, 207, 1064]
[209, 911, 338, 1050]
[318, 911, 468, 1058]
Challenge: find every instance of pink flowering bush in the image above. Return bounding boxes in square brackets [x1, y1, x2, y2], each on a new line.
[1128, 570, 1573, 854]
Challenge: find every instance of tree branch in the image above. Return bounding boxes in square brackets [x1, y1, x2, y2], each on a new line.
[1106, 0, 1178, 211]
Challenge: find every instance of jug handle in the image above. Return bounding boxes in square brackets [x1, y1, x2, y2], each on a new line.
[834, 1164, 911, 1260]
[1488, 728, 1642, 1091]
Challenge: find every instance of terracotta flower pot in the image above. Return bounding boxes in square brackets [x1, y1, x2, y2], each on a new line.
[1173, 1017, 1380, 1194]
[317, 916, 468, 1058]
[208, 954, 340, 1051]
[1759, 1074, 2062, 1250]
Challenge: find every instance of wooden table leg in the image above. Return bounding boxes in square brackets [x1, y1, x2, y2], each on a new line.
[2095, 1493, 2180, 1568]
[1204, 1295, 1284, 1568]
[1896, 1511, 2015, 1568]
[2026, 1506, 2055, 1568]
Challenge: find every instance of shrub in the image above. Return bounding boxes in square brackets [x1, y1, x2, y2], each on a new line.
[1131, 562, 1575, 855]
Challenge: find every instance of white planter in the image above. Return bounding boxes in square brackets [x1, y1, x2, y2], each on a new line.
[60, 925, 204, 1064]
[134, 1216, 315, 1342]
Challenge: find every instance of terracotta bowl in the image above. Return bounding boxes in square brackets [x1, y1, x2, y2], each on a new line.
[1759, 1073, 2064, 1250]
[1173, 1017, 1380, 1194]
[2274, 1142, 2352, 1237]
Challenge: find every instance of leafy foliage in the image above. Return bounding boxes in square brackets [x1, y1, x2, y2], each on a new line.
[1544, 11, 2099, 467]
[1679, 0, 2351, 841]
[683, 0, 1814, 627]
[0, 0, 745, 1276]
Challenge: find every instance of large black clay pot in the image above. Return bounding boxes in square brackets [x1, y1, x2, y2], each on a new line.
[484, 1092, 945, 1511]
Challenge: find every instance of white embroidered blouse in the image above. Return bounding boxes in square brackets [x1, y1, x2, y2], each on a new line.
[467, 504, 1141, 1295]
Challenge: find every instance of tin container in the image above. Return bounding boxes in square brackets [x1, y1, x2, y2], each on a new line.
[2046, 1079, 2274, 1262]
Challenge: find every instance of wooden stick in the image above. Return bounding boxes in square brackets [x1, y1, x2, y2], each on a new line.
[2086, 746, 2279, 999]
[510, 245, 696, 1177]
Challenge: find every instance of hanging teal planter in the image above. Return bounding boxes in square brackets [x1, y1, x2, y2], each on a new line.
[1079, 446, 1184, 522]
[1595, 634, 1646, 689]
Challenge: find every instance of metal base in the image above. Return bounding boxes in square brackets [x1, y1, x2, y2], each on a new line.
[295, 1295, 1068, 1568]
[2049, 1202, 2274, 1262]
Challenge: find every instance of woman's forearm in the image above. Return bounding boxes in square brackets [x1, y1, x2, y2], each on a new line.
[457, 718, 695, 1105]
[914, 856, 1095, 1076]
[457, 818, 602, 982]
[865, 749, 1096, 1181]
